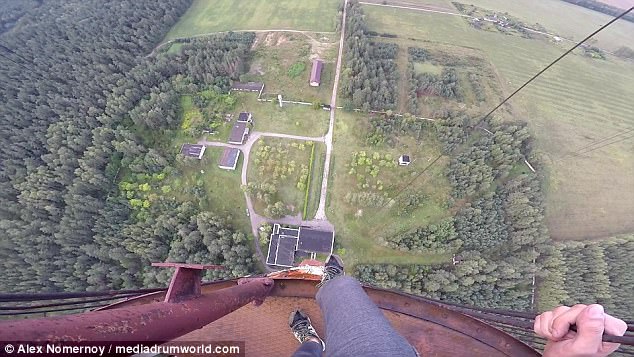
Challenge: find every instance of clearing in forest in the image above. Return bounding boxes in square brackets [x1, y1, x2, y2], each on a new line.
[327, 111, 454, 267]
[242, 32, 338, 104]
[246, 138, 320, 219]
[361, 0, 634, 240]
[163, 0, 341, 41]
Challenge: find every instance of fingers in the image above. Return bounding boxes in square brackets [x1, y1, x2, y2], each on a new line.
[570, 304, 606, 353]
[600, 312, 628, 356]
[534, 306, 571, 340]
[604, 313, 628, 337]
[550, 304, 586, 339]
[537, 304, 627, 357]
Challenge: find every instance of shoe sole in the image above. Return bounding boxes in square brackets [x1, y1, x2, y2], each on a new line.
[326, 254, 344, 270]
[289, 309, 311, 329]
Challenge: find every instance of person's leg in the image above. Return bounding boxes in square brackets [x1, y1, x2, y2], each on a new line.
[289, 310, 324, 357]
[317, 258, 418, 357]
[291, 341, 322, 357]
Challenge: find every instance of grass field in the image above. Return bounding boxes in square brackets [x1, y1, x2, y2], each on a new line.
[247, 138, 314, 218]
[327, 111, 454, 267]
[241, 32, 338, 104]
[306, 143, 326, 220]
[175, 147, 251, 235]
[164, 0, 341, 41]
[234, 93, 329, 136]
[361, 1, 634, 240]
[452, 0, 634, 52]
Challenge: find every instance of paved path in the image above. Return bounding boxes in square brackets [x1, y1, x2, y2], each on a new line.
[315, 0, 349, 221]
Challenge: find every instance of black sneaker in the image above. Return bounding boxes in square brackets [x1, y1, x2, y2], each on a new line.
[317, 254, 344, 288]
[289, 309, 325, 351]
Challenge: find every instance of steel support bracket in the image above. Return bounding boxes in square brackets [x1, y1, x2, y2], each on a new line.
[152, 262, 223, 303]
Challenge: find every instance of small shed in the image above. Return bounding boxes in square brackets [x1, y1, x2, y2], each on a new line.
[218, 147, 241, 170]
[237, 112, 253, 123]
[398, 155, 411, 166]
[230, 82, 265, 93]
[309, 59, 324, 87]
[180, 144, 206, 159]
[228, 122, 249, 145]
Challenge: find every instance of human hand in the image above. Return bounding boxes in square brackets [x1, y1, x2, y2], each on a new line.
[534, 304, 627, 357]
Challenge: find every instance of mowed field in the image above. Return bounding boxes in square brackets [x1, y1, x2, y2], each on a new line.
[361, 1, 634, 240]
[164, 0, 341, 41]
[369, 0, 634, 51]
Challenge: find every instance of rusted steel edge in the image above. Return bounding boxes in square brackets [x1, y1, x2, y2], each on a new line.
[269, 279, 539, 357]
[0, 278, 274, 342]
[429, 302, 634, 345]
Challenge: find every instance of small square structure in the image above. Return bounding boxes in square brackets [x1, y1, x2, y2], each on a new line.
[398, 155, 411, 166]
[228, 122, 249, 145]
[180, 144, 206, 159]
[218, 147, 241, 170]
[237, 112, 252, 123]
[266, 233, 298, 267]
[266, 224, 335, 267]
[309, 59, 324, 87]
[297, 227, 334, 254]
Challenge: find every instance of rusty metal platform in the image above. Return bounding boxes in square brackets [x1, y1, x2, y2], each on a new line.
[101, 275, 539, 357]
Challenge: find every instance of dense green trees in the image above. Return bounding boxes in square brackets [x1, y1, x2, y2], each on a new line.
[384, 219, 461, 253]
[455, 193, 507, 250]
[415, 69, 461, 99]
[340, 0, 399, 111]
[561, 0, 634, 22]
[0, 0, 257, 292]
[356, 251, 534, 309]
[538, 235, 634, 316]
[448, 122, 531, 197]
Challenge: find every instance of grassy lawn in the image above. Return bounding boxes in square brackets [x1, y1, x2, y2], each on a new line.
[247, 137, 315, 218]
[234, 92, 329, 136]
[164, 0, 341, 41]
[361, 2, 634, 240]
[306, 142, 326, 220]
[240, 32, 338, 104]
[327, 110, 453, 267]
[413, 61, 443, 75]
[171, 147, 251, 235]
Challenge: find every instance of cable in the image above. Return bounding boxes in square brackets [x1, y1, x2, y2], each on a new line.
[0, 303, 107, 316]
[0, 287, 166, 302]
[0, 51, 34, 73]
[474, 5, 634, 128]
[572, 133, 634, 157]
[564, 128, 634, 158]
[0, 294, 140, 311]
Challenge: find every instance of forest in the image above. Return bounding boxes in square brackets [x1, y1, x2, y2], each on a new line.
[0, 0, 255, 292]
[340, 0, 399, 111]
[561, 0, 634, 22]
[356, 107, 632, 311]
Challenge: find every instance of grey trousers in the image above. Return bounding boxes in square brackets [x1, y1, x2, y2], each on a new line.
[292, 276, 419, 357]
